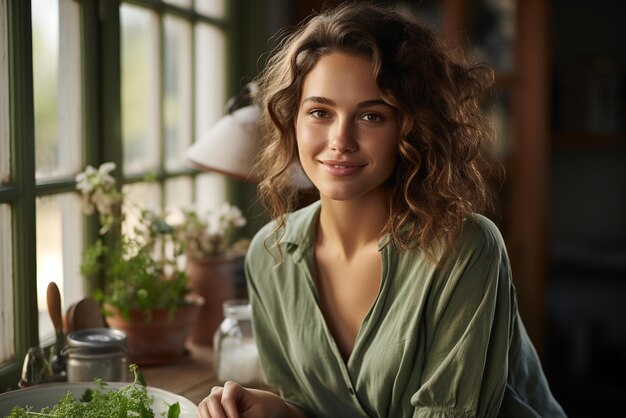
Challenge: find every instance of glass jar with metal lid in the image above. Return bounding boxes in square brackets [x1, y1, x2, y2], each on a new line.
[63, 327, 130, 382]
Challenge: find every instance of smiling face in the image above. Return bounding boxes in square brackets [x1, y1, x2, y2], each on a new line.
[295, 52, 400, 203]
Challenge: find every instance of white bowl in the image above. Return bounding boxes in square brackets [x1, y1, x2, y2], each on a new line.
[0, 381, 197, 417]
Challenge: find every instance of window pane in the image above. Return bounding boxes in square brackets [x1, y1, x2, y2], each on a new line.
[165, 176, 192, 214]
[195, 23, 226, 152]
[195, 172, 225, 213]
[0, 0, 9, 184]
[196, 0, 225, 18]
[36, 193, 84, 342]
[121, 5, 159, 175]
[164, 16, 192, 171]
[56, 0, 82, 176]
[31, 0, 58, 178]
[0, 204, 13, 362]
[31, 0, 81, 180]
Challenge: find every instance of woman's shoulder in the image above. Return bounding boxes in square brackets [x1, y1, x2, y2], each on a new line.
[460, 214, 505, 248]
[446, 213, 508, 265]
[425, 214, 511, 305]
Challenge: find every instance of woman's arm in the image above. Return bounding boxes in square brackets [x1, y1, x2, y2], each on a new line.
[196, 381, 308, 418]
[410, 217, 513, 417]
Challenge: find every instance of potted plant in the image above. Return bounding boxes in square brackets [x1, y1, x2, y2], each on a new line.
[75, 162, 204, 366]
[170, 203, 249, 346]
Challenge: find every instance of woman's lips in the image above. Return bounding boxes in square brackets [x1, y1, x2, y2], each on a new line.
[318, 160, 366, 176]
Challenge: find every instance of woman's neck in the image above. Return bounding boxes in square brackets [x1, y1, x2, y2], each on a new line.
[317, 193, 388, 260]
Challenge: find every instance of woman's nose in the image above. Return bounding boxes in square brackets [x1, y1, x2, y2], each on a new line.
[328, 118, 357, 153]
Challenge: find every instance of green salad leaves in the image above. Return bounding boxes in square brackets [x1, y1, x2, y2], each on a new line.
[6, 364, 181, 418]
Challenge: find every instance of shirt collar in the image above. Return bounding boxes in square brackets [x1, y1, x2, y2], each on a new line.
[281, 200, 321, 262]
[281, 200, 391, 262]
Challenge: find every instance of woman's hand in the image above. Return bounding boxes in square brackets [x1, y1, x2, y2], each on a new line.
[196, 381, 307, 418]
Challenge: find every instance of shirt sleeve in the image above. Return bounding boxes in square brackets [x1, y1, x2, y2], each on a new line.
[411, 217, 514, 418]
[244, 244, 313, 417]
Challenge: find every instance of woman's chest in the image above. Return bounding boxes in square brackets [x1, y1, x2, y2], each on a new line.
[314, 248, 383, 359]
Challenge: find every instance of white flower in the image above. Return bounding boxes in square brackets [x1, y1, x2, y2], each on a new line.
[98, 162, 116, 187]
[217, 203, 246, 232]
[175, 202, 248, 258]
[92, 188, 116, 215]
[165, 208, 186, 227]
[75, 165, 97, 193]
[76, 162, 123, 236]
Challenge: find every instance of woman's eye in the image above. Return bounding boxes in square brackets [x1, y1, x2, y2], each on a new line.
[361, 113, 382, 122]
[309, 109, 328, 119]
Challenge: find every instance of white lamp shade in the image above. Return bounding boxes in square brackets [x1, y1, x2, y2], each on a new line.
[186, 105, 261, 181]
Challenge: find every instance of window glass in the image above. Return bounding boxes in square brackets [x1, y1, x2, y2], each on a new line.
[56, 0, 82, 176]
[195, 172, 225, 213]
[31, 0, 58, 179]
[36, 193, 83, 342]
[0, 204, 13, 362]
[0, 0, 9, 184]
[164, 16, 192, 171]
[121, 5, 160, 175]
[196, 0, 225, 18]
[31, 0, 81, 180]
[194, 23, 226, 152]
[165, 176, 193, 214]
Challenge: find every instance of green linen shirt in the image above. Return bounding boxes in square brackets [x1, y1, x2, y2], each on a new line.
[245, 201, 566, 418]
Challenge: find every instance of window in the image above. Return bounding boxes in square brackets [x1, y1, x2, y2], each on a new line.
[0, 0, 234, 389]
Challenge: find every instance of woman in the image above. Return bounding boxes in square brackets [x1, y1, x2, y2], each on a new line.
[198, 3, 566, 418]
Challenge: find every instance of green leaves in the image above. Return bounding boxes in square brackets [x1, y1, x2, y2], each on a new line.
[6, 365, 181, 418]
[83, 235, 191, 319]
[167, 402, 181, 418]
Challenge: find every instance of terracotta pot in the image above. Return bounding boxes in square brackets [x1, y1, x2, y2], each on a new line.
[104, 293, 204, 366]
[185, 254, 244, 346]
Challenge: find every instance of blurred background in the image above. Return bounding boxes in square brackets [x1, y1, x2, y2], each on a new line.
[1, 0, 624, 416]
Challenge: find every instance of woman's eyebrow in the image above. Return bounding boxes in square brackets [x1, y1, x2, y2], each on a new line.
[301, 96, 334, 105]
[356, 99, 391, 109]
[301, 96, 391, 109]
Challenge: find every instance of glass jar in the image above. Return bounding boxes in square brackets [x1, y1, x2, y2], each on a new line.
[213, 299, 261, 385]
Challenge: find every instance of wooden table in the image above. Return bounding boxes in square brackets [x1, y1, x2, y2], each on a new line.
[140, 344, 220, 405]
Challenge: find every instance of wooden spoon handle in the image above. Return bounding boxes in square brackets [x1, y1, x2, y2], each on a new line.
[46, 282, 63, 334]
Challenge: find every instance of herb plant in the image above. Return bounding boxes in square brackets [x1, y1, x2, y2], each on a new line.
[76, 163, 192, 319]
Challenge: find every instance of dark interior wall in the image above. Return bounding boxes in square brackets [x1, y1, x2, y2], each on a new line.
[550, 147, 626, 247]
[546, 1, 626, 416]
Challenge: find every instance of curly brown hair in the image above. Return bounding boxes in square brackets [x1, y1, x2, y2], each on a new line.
[254, 2, 499, 256]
